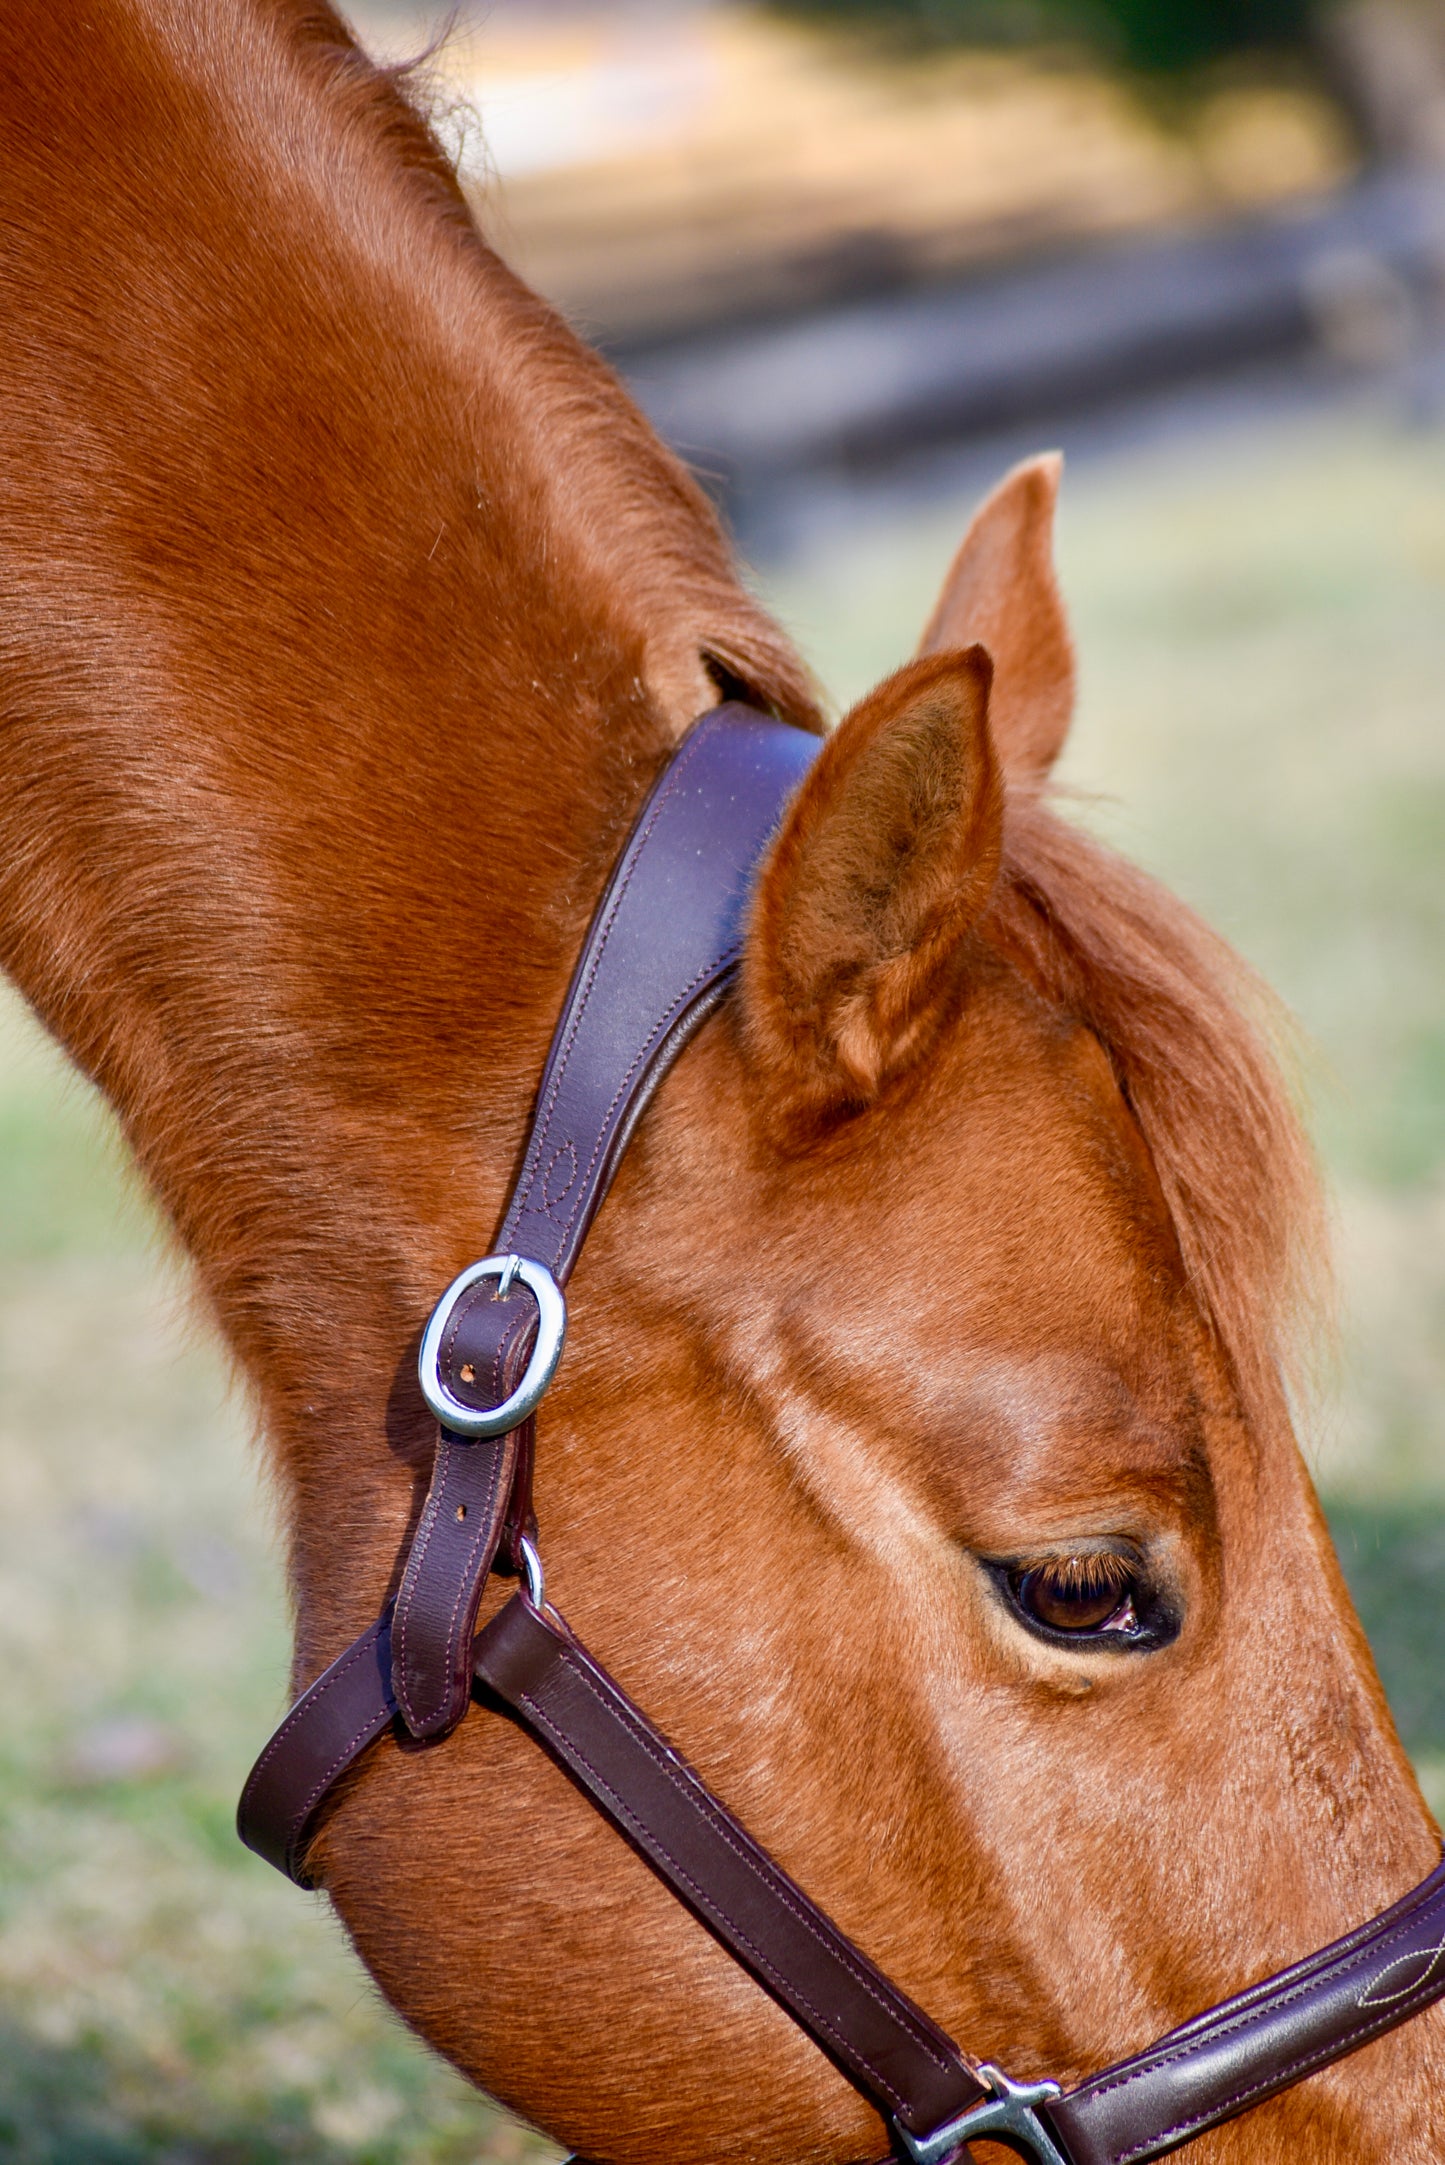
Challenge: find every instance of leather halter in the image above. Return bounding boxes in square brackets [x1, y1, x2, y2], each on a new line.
[240, 705, 1445, 2165]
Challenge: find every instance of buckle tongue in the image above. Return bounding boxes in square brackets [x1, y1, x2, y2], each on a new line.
[896, 2065, 1068, 2165]
[417, 1253, 567, 1437]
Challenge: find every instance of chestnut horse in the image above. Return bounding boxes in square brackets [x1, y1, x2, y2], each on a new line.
[0, 3, 1440, 2160]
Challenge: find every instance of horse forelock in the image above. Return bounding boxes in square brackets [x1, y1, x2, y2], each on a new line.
[993, 792, 1329, 1438]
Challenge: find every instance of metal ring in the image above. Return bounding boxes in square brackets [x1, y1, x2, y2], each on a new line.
[417, 1254, 567, 1438]
[517, 1535, 546, 1610]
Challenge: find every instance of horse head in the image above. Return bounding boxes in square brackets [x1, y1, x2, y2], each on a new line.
[0, 6, 1439, 2161]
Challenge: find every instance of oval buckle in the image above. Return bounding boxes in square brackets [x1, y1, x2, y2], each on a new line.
[417, 1254, 567, 1438]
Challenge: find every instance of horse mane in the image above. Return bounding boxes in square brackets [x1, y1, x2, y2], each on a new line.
[269, 0, 820, 736]
[279, 1, 475, 228]
[996, 793, 1327, 1430]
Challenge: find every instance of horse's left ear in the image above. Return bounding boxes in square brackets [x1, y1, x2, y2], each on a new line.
[743, 648, 1001, 1145]
[917, 451, 1075, 781]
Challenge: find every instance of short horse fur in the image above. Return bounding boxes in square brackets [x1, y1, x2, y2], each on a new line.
[0, 4, 1440, 2160]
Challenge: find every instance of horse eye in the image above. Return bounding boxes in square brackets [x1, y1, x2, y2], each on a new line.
[1010, 1554, 1138, 1637]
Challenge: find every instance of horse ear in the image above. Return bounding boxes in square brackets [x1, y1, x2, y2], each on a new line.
[742, 648, 1001, 1144]
[916, 452, 1075, 782]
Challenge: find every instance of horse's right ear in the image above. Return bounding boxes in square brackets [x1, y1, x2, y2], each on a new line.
[916, 452, 1075, 782]
[742, 649, 1001, 1147]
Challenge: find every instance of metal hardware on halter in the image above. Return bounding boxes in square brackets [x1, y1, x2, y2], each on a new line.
[896, 2066, 1068, 2165]
[417, 1253, 566, 1437]
[517, 1533, 546, 1610]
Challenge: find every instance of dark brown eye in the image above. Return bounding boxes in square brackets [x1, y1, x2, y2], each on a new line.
[1012, 1553, 1137, 1636]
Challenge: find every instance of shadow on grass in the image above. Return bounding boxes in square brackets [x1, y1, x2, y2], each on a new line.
[1328, 1497, 1445, 1764]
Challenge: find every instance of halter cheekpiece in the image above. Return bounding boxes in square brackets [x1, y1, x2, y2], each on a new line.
[239, 704, 1445, 2165]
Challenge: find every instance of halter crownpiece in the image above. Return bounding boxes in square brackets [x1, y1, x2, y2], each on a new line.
[239, 703, 1445, 2165]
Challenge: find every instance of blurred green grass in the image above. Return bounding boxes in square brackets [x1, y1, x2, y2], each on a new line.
[0, 1037, 548, 2149]
[0, 398, 1441, 2152]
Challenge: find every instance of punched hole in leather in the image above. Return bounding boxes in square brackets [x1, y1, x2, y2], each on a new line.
[390, 1276, 540, 1739]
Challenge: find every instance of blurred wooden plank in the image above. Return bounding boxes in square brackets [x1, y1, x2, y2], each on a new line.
[625, 166, 1445, 481]
[391, 7, 1359, 346]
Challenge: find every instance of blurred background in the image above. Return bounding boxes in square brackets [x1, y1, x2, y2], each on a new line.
[1, 1, 1443, 2158]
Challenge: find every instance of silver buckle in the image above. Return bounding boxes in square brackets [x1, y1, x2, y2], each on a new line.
[417, 1254, 567, 1438]
[895, 2065, 1068, 2165]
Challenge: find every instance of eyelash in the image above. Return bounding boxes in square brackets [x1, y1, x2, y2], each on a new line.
[989, 1550, 1174, 1650]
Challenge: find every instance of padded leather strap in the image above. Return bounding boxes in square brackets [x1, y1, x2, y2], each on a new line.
[1044, 1855, 1445, 2164]
[481, 703, 818, 1287]
[240, 705, 822, 1863]
[472, 1593, 990, 2142]
[391, 705, 819, 1738]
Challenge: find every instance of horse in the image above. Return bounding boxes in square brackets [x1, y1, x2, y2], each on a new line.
[0, 3, 1440, 2160]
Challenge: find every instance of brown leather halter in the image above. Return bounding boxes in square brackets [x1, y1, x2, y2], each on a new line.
[240, 706, 1445, 2165]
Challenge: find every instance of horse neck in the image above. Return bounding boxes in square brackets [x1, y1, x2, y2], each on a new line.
[0, 0, 809, 1503]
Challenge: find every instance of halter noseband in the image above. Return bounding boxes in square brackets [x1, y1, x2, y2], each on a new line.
[239, 705, 1445, 2165]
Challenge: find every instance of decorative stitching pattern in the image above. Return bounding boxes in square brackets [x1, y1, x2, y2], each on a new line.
[540, 1142, 579, 1213]
[1358, 1931, 1445, 2009]
[1070, 1877, 1445, 2163]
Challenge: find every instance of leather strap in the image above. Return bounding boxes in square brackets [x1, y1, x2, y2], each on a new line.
[1044, 1855, 1445, 2165]
[391, 1423, 528, 1738]
[473, 1593, 990, 2142]
[237, 1615, 396, 1886]
[471, 702, 818, 1290]
[244, 1571, 1445, 2153]
[475, 1593, 1445, 2162]
[240, 705, 821, 1864]
[390, 705, 820, 1738]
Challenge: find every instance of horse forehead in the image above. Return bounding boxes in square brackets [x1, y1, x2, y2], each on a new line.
[788, 981, 1184, 1326]
[716, 986, 1208, 1480]
[763, 1324, 1210, 1539]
